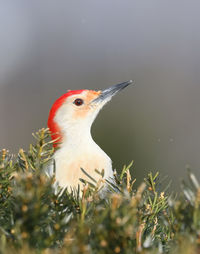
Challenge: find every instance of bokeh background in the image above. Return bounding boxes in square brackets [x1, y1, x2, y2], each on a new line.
[1, 0, 200, 189]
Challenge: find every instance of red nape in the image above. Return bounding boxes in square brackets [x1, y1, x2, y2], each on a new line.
[47, 90, 85, 147]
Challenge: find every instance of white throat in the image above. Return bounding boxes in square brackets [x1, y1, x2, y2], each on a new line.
[61, 121, 93, 147]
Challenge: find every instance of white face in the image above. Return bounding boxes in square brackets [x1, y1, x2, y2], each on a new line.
[54, 90, 109, 135]
[54, 81, 132, 139]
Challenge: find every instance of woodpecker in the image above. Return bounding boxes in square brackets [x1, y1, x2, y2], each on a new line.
[48, 80, 133, 192]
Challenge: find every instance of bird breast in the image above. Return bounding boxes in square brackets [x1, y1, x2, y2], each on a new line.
[54, 143, 113, 191]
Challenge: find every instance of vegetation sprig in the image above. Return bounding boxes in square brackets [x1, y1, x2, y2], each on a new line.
[0, 128, 199, 253]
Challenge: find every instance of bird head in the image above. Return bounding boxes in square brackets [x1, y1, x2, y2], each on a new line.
[48, 80, 133, 147]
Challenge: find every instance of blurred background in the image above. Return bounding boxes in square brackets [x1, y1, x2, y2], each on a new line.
[1, 0, 200, 190]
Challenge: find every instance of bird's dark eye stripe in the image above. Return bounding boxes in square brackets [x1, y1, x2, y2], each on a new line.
[74, 98, 84, 106]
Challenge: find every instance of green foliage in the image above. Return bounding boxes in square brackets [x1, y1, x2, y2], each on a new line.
[0, 128, 199, 253]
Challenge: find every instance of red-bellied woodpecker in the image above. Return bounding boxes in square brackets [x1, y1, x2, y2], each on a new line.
[48, 80, 133, 192]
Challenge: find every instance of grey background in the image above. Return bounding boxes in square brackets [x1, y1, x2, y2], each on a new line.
[1, 0, 200, 189]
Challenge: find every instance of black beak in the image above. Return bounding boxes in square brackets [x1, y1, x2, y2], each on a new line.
[92, 80, 133, 103]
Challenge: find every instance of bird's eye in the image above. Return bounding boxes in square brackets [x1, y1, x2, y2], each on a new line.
[73, 98, 84, 106]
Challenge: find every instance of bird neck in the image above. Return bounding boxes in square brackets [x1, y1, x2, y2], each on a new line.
[61, 122, 94, 148]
